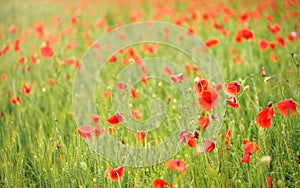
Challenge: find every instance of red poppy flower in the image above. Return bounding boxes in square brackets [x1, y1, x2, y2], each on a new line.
[265, 14, 273, 22]
[205, 139, 215, 153]
[1, 44, 9, 56]
[105, 166, 124, 181]
[240, 28, 254, 40]
[117, 82, 127, 90]
[238, 12, 249, 23]
[108, 55, 117, 63]
[287, 31, 297, 42]
[269, 42, 276, 50]
[31, 53, 38, 65]
[243, 140, 259, 154]
[70, 16, 77, 24]
[109, 126, 116, 135]
[268, 23, 281, 34]
[241, 153, 251, 163]
[188, 138, 197, 148]
[34, 23, 44, 38]
[14, 38, 21, 52]
[270, 52, 278, 62]
[8, 25, 18, 33]
[94, 124, 106, 137]
[205, 38, 219, 48]
[170, 73, 184, 83]
[194, 79, 209, 94]
[222, 130, 232, 145]
[107, 113, 123, 125]
[131, 108, 142, 120]
[198, 116, 210, 131]
[259, 39, 269, 51]
[275, 99, 297, 116]
[77, 125, 95, 139]
[49, 79, 55, 86]
[141, 76, 150, 84]
[166, 159, 187, 174]
[1, 74, 5, 81]
[21, 83, 32, 95]
[163, 66, 173, 76]
[178, 131, 196, 148]
[184, 64, 198, 77]
[224, 81, 240, 96]
[65, 41, 78, 50]
[40, 43, 54, 58]
[266, 177, 272, 188]
[235, 35, 242, 43]
[18, 56, 26, 64]
[186, 27, 195, 36]
[226, 96, 239, 109]
[135, 132, 146, 142]
[131, 88, 138, 100]
[276, 36, 285, 47]
[256, 105, 274, 128]
[198, 89, 218, 111]
[11, 95, 22, 105]
[103, 90, 112, 98]
[90, 114, 101, 124]
[153, 179, 168, 188]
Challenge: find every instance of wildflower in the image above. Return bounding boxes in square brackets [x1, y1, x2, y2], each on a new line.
[135, 132, 146, 142]
[224, 81, 240, 96]
[256, 103, 274, 128]
[166, 159, 187, 174]
[227, 96, 239, 109]
[241, 139, 259, 163]
[103, 90, 112, 98]
[198, 89, 218, 111]
[18, 56, 26, 64]
[266, 177, 272, 188]
[194, 79, 209, 94]
[222, 130, 232, 145]
[131, 88, 138, 100]
[116, 82, 127, 91]
[40, 43, 54, 58]
[198, 116, 210, 131]
[275, 99, 297, 116]
[11, 95, 22, 105]
[287, 31, 297, 42]
[276, 36, 285, 47]
[90, 114, 101, 124]
[153, 179, 168, 188]
[268, 23, 281, 34]
[205, 139, 215, 153]
[262, 67, 266, 77]
[259, 39, 269, 50]
[170, 73, 184, 83]
[106, 113, 123, 125]
[20, 83, 32, 95]
[105, 166, 124, 181]
[108, 55, 117, 63]
[178, 131, 196, 148]
[205, 38, 219, 48]
[77, 125, 95, 139]
[49, 79, 55, 86]
[131, 108, 142, 120]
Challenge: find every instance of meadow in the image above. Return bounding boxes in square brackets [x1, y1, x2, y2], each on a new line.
[0, 0, 299, 187]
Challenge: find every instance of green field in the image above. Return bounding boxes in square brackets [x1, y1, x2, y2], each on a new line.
[0, 0, 299, 187]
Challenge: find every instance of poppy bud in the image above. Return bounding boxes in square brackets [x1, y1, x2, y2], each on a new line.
[262, 67, 266, 77]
